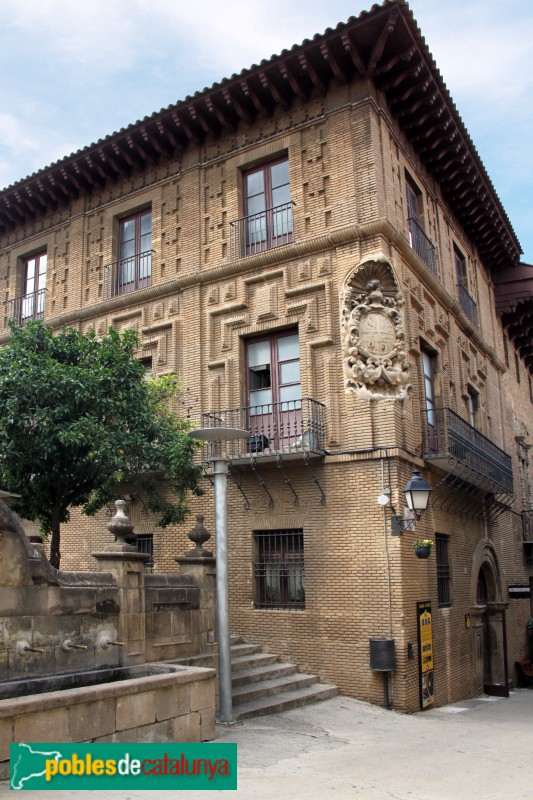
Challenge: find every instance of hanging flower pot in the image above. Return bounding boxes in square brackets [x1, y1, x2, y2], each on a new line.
[413, 539, 433, 559]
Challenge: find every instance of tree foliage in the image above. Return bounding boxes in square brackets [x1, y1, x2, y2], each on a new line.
[0, 321, 202, 568]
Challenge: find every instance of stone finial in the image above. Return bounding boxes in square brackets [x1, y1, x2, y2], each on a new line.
[106, 499, 137, 551]
[185, 515, 213, 558]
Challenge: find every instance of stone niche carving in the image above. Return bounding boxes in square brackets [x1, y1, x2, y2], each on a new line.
[341, 256, 411, 400]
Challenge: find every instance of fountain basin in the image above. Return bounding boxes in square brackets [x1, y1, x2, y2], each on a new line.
[0, 663, 216, 780]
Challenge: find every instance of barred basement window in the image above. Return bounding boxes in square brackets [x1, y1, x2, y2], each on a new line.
[253, 530, 304, 610]
[436, 534, 451, 608]
[137, 533, 154, 573]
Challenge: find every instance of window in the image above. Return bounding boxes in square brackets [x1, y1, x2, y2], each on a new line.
[254, 530, 305, 609]
[422, 349, 438, 453]
[406, 174, 423, 229]
[21, 252, 47, 321]
[436, 534, 451, 608]
[136, 533, 154, 572]
[246, 331, 301, 450]
[243, 158, 293, 254]
[117, 209, 152, 294]
[454, 245, 468, 289]
[466, 387, 480, 429]
[405, 173, 437, 274]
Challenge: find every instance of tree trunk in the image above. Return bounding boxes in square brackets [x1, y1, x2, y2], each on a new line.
[49, 516, 61, 569]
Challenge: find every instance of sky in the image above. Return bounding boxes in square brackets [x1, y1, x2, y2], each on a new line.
[1, 0, 531, 262]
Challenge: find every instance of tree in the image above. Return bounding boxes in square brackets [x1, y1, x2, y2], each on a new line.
[0, 320, 203, 568]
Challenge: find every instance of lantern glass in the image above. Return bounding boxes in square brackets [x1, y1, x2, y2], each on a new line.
[402, 470, 432, 512]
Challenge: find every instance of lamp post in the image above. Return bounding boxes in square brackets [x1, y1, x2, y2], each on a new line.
[189, 427, 248, 724]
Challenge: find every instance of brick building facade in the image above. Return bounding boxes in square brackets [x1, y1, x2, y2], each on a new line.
[1, 0, 531, 711]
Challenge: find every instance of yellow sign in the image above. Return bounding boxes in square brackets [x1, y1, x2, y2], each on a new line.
[417, 600, 434, 708]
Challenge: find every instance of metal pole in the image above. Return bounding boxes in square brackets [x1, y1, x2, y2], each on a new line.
[213, 458, 233, 723]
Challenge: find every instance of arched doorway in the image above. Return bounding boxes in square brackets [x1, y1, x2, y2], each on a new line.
[470, 543, 509, 697]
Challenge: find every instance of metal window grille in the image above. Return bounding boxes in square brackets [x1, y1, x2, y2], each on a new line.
[137, 533, 154, 573]
[436, 534, 451, 608]
[253, 530, 304, 610]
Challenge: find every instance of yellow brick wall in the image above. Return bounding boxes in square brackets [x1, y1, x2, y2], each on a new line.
[2, 76, 532, 712]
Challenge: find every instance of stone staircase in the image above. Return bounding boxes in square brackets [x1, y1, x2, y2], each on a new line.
[229, 636, 337, 720]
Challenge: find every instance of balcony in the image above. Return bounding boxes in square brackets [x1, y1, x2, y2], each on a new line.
[199, 397, 325, 464]
[229, 202, 294, 260]
[421, 407, 513, 495]
[457, 282, 479, 328]
[4, 289, 46, 325]
[408, 217, 438, 276]
[103, 250, 152, 298]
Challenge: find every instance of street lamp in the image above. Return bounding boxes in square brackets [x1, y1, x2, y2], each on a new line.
[378, 469, 433, 536]
[189, 426, 249, 724]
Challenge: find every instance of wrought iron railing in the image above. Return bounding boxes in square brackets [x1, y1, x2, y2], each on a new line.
[229, 202, 294, 259]
[457, 282, 479, 327]
[4, 288, 46, 325]
[200, 397, 325, 461]
[103, 250, 153, 298]
[421, 407, 513, 493]
[408, 217, 438, 276]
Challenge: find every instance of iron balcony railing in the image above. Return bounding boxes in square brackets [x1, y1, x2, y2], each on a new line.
[408, 217, 438, 276]
[457, 282, 479, 328]
[103, 250, 153, 298]
[229, 201, 294, 259]
[421, 407, 513, 493]
[200, 397, 325, 461]
[4, 288, 46, 325]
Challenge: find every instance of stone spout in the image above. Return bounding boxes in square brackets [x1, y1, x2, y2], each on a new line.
[16, 640, 45, 654]
[61, 640, 88, 652]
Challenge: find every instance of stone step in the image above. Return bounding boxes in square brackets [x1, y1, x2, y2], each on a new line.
[231, 652, 280, 672]
[233, 672, 317, 704]
[233, 683, 338, 721]
[230, 642, 262, 658]
[168, 654, 217, 669]
[232, 661, 297, 688]
[230, 635, 242, 645]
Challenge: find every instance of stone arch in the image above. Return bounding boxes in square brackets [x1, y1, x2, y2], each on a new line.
[340, 253, 411, 400]
[470, 539, 503, 606]
[469, 539, 509, 696]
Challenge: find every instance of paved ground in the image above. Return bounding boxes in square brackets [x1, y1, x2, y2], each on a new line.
[2, 688, 532, 799]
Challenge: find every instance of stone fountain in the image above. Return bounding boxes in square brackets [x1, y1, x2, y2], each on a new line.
[0, 500, 217, 780]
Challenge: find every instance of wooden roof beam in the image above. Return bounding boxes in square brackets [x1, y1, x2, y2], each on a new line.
[25, 186, 47, 211]
[84, 156, 107, 185]
[259, 70, 291, 111]
[340, 31, 366, 77]
[155, 119, 182, 150]
[205, 95, 235, 132]
[374, 45, 417, 81]
[319, 42, 349, 83]
[111, 141, 137, 169]
[279, 61, 309, 99]
[36, 179, 60, 206]
[98, 147, 122, 176]
[239, 80, 272, 117]
[223, 86, 254, 124]
[171, 111, 202, 145]
[0, 203, 18, 224]
[59, 168, 82, 193]
[126, 133, 155, 165]
[14, 191, 37, 216]
[365, 7, 399, 78]
[298, 53, 326, 93]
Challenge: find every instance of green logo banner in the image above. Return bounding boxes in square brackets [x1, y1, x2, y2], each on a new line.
[10, 743, 237, 791]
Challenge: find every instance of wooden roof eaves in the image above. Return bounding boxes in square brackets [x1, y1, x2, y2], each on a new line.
[0, 0, 522, 269]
